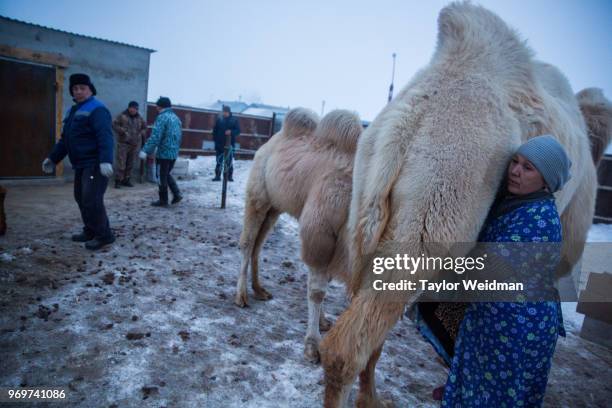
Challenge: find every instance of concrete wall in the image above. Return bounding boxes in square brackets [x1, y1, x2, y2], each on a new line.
[0, 17, 152, 177]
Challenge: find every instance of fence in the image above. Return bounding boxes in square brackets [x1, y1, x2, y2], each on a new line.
[146, 103, 277, 159]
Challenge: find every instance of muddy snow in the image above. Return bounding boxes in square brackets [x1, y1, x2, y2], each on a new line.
[0, 156, 610, 407]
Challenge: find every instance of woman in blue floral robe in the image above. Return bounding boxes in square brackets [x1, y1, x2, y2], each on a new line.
[440, 135, 572, 407]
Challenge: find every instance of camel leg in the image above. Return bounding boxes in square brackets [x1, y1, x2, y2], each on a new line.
[304, 268, 329, 363]
[251, 209, 280, 300]
[298, 198, 337, 362]
[356, 346, 393, 408]
[320, 301, 333, 332]
[321, 291, 405, 408]
[235, 200, 271, 307]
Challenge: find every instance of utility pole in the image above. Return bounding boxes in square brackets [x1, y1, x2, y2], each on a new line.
[321, 100, 326, 116]
[388, 52, 396, 103]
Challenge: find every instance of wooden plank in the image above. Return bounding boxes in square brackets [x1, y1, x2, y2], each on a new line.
[0, 44, 69, 67]
[55, 67, 64, 176]
[593, 216, 612, 224]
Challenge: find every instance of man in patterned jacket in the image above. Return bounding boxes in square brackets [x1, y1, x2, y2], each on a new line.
[139, 96, 183, 207]
[112, 101, 147, 188]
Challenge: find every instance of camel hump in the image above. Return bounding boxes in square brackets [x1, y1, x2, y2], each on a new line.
[315, 109, 363, 153]
[576, 88, 612, 165]
[281, 107, 319, 138]
[435, 2, 533, 80]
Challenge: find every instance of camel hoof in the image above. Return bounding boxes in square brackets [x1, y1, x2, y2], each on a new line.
[253, 287, 273, 301]
[304, 337, 321, 364]
[234, 292, 249, 308]
[379, 399, 394, 408]
[356, 394, 394, 408]
[319, 315, 333, 332]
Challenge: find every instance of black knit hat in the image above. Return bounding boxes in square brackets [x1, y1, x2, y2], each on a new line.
[222, 105, 231, 113]
[156, 96, 172, 108]
[128, 101, 139, 108]
[69, 73, 96, 96]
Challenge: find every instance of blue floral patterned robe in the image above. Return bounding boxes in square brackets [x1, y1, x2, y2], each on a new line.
[441, 193, 565, 408]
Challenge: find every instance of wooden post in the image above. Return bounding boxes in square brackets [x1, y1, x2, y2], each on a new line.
[0, 185, 6, 236]
[55, 67, 65, 176]
[139, 130, 147, 183]
[220, 132, 231, 209]
[269, 112, 276, 138]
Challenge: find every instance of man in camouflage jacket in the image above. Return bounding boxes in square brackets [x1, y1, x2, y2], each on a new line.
[112, 101, 147, 188]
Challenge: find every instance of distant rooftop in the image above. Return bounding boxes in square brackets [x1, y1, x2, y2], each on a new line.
[0, 15, 155, 52]
[208, 100, 290, 118]
[208, 100, 250, 114]
[208, 99, 370, 127]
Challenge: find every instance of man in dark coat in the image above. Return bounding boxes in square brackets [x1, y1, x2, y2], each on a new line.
[212, 105, 240, 181]
[42, 73, 115, 250]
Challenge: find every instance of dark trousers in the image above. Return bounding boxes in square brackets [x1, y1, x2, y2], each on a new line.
[74, 166, 112, 239]
[214, 149, 234, 179]
[157, 158, 181, 204]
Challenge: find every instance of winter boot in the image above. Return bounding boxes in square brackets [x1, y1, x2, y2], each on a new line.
[432, 386, 445, 401]
[85, 234, 116, 251]
[114, 179, 121, 189]
[72, 231, 95, 242]
[121, 178, 134, 187]
[212, 167, 221, 181]
[171, 194, 183, 204]
[151, 191, 169, 207]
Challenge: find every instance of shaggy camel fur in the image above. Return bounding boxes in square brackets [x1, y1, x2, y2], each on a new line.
[319, 3, 612, 407]
[236, 108, 363, 362]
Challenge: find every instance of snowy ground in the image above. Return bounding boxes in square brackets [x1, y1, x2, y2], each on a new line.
[0, 156, 610, 407]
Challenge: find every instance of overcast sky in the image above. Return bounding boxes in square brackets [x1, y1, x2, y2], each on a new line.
[1, 0, 611, 121]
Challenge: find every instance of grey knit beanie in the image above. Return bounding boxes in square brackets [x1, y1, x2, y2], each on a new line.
[515, 135, 572, 193]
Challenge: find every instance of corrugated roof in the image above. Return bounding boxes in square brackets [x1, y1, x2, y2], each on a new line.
[0, 15, 155, 52]
[208, 100, 291, 115]
[249, 102, 290, 113]
[208, 100, 250, 113]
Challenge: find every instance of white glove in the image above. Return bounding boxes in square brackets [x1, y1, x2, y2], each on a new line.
[100, 163, 113, 178]
[139, 150, 147, 160]
[42, 158, 55, 174]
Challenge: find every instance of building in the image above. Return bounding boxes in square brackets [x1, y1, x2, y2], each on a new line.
[0, 15, 154, 179]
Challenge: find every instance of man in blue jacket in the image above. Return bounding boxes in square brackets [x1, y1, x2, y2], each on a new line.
[42, 73, 115, 250]
[212, 105, 240, 181]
